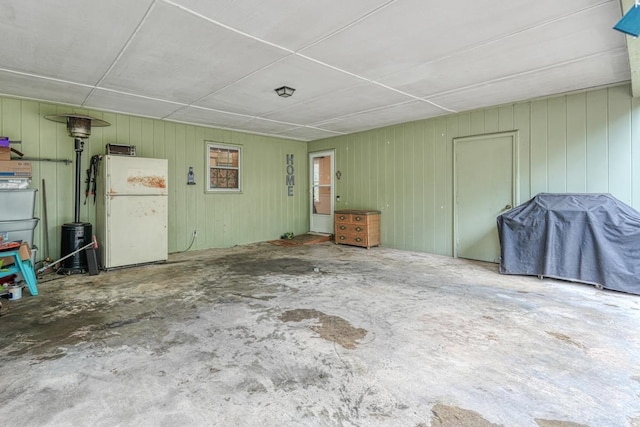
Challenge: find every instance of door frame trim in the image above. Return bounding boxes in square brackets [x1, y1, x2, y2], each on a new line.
[452, 131, 519, 259]
[308, 149, 335, 233]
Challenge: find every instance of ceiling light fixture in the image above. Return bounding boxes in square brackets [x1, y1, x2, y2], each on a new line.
[275, 86, 295, 98]
[614, 0, 640, 37]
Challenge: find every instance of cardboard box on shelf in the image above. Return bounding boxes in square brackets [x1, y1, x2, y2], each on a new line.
[0, 146, 10, 161]
[0, 242, 31, 267]
[0, 160, 32, 177]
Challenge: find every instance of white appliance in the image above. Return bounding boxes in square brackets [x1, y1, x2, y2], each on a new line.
[96, 155, 168, 269]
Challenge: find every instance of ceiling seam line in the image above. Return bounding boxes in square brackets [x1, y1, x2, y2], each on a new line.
[183, 104, 306, 128]
[0, 92, 84, 109]
[91, 87, 188, 106]
[186, 55, 294, 106]
[72, 106, 167, 121]
[250, 117, 305, 127]
[297, 0, 398, 51]
[162, 119, 310, 141]
[299, 125, 345, 133]
[82, 0, 159, 106]
[294, 52, 457, 113]
[0, 68, 94, 88]
[161, 0, 294, 54]
[309, 100, 418, 127]
[404, 0, 617, 70]
[282, 125, 346, 136]
[160, 105, 190, 120]
[425, 47, 629, 99]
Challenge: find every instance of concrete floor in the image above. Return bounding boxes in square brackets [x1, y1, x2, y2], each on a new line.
[1, 242, 639, 426]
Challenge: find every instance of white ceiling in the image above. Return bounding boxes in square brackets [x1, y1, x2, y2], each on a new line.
[0, 0, 631, 141]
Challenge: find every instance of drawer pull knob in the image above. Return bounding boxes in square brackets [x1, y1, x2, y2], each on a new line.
[355, 237, 362, 242]
[339, 215, 346, 220]
[354, 216, 362, 221]
[339, 225, 346, 230]
[339, 235, 346, 240]
[355, 227, 362, 232]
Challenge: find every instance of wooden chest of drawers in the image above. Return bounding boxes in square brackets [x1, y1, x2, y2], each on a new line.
[334, 209, 381, 249]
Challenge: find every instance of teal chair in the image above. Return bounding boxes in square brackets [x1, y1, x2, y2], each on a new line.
[0, 250, 38, 296]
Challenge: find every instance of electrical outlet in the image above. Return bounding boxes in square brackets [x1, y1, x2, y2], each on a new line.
[193, 230, 197, 237]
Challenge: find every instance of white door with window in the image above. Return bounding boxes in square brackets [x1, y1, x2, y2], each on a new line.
[309, 151, 335, 234]
[454, 132, 518, 263]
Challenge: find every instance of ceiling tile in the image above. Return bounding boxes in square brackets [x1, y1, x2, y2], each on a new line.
[429, 49, 631, 112]
[380, 2, 626, 97]
[276, 126, 344, 141]
[170, 0, 393, 50]
[83, 89, 185, 119]
[300, 0, 618, 80]
[100, 1, 290, 104]
[0, 0, 153, 84]
[240, 118, 301, 135]
[314, 101, 447, 134]
[194, 55, 364, 115]
[263, 83, 413, 125]
[165, 106, 254, 129]
[0, 71, 91, 105]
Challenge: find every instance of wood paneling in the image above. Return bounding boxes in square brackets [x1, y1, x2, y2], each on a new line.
[309, 83, 640, 257]
[5, 83, 637, 262]
[0, 97, 308, 260]
[586, 90, 609, 193]
[566, 93, 587, 193]
[608, 85, 633, 204]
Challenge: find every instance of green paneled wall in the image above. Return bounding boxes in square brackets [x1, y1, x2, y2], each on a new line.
[3, 83, 638, 261]
[309, 83, 640, 256]
[0, 97, 308, 260]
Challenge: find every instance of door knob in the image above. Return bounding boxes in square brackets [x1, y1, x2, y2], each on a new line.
[504, 204, 512, 210]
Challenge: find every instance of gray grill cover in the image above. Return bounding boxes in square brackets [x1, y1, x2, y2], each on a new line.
[497, 193, 640, 294]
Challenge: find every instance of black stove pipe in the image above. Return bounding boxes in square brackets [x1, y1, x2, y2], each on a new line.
[73, 137, 84, 223]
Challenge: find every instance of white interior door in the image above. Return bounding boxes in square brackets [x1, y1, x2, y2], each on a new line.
[454, 132, 518, 263]
[309, 150, 334, 234]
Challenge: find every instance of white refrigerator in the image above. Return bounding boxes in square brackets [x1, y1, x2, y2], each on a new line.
[96, 155, 168, 269]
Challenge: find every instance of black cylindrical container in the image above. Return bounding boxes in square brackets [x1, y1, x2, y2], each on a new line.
[59, 222, 92, 274]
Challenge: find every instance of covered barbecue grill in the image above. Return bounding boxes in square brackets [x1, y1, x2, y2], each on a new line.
[497, 193, 640, 295]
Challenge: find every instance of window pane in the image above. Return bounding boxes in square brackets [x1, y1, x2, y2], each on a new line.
[207, 142, 242, 192]
[313, 185, 331, 215]
[210, 148, 239, 168]
[312, 156, 331, 214]
[210, 168, 240, 189]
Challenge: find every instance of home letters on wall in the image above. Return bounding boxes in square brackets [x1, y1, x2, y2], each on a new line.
[286, 154, 294, 196]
